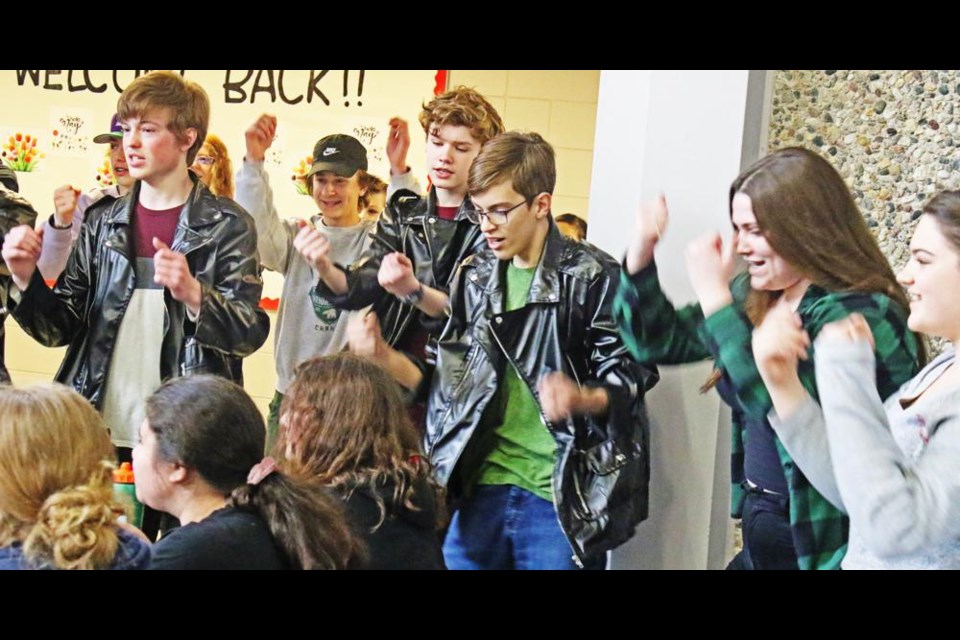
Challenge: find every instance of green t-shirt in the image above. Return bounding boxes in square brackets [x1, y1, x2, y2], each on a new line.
[470, 262, 557, 502]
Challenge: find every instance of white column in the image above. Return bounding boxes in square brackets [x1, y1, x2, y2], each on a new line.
[588, 70, 770, 569]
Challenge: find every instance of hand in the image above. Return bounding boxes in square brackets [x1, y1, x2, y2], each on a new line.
[152, 238, 201, 312]
[347, 311, 386, 361]
[245, 114, 277, 162]
[2, 224, 43, 290]
[817, 313, 875, 349]
[685, 231, 736, 316]
[625, 194, 669, 274]
[537, 372, 608, 422]
[293, 224, 333, 275]
[52, 185, 80, 226]
[378, 252, 420, 298]
[386, 117, 411, 176]
[753, 300, 809, 389]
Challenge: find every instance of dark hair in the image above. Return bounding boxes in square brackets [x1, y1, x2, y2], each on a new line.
[358, 172, 388, 210]
[145, 375, 362, 569]
[278, 354, 442, 530]
[922, 190, 960, 257]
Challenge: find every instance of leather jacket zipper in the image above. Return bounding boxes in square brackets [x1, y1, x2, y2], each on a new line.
[489, 316, 586, 566]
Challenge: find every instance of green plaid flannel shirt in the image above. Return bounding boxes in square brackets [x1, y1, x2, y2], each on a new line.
[614, 261, 919, 570]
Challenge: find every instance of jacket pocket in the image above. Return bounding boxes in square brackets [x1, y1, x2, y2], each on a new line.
[180, 337, 231, 379]
[572, 439, 644, 521]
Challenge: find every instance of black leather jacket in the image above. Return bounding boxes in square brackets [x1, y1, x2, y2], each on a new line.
[6, 178, 269, 405]
[424, 223, 659, 562]
[317, 187, 485, 349]
[0, 183, 38, 384]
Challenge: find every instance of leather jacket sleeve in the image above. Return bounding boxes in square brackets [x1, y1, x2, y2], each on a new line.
[7, 211, 96, 347]
[192, 213, 270, 357]
[581, 260, 659, 443]
[315, 191, 409, 310]
[0, 187, 39, 276]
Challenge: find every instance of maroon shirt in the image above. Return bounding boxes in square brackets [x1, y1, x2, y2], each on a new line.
[436, 205, 458, 221]
[134, 201, 181, 258]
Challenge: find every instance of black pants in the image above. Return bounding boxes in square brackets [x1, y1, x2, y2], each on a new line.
[726, 490, 799, 571]
[116, 446, 179, 542]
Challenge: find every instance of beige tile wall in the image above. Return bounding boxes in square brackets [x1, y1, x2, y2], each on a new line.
[449, 70, 600, 222]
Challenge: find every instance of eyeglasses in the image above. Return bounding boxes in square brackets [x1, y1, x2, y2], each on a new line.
[463, 199, 528, 225]
[194, 155, 216, 166]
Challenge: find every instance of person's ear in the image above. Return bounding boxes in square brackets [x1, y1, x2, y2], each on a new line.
[167, 462, 189, 486]
[533, 192, 552, 220]
[183, 128, 199, 153]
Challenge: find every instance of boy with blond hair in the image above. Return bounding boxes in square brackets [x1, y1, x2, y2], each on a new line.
[3, 70, 268, 459]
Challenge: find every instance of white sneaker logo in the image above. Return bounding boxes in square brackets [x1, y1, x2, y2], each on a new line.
[323, 148, 338, 157]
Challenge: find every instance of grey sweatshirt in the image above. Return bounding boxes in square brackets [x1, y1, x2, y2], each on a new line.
[236, 160, 375, 393]
[773, 340, 960, 569]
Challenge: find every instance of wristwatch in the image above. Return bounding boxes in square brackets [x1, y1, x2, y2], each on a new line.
[400, 282, 425, 306]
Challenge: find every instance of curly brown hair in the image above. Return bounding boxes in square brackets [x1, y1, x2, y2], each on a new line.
[278, 354, 439, 530]
[419, 85, 505, 145]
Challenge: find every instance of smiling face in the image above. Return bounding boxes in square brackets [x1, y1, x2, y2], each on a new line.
[121, 108, 195, 186]
[311, 170, 363, 227]
[898, 214, 960, 342]
[731, 192, 806, 294]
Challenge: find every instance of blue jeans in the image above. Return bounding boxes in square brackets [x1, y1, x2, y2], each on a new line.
[443, 484, 605, 570]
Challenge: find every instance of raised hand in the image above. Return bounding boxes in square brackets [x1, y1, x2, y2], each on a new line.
[625, 194, 669, 274]
[52, 185, 81, 227]
[386, 117, 411, 176]
[685, 231, 737, 316]
[245, 114, 278, 162]
[817, 313, 875, 349]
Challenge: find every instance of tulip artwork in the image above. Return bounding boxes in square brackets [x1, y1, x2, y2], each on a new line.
[2, 132, 45, 172]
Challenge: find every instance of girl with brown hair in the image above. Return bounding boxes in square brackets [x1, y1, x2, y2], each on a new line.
[137, 375, 362, 570]
[755, 190, 960, 568]
[279, 353, 445, 570]
[614, 146, 921, 570]
[0, 384, 150, 570]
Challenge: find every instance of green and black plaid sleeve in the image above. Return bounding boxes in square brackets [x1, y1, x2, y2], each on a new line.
[614, 261, 712, 366]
